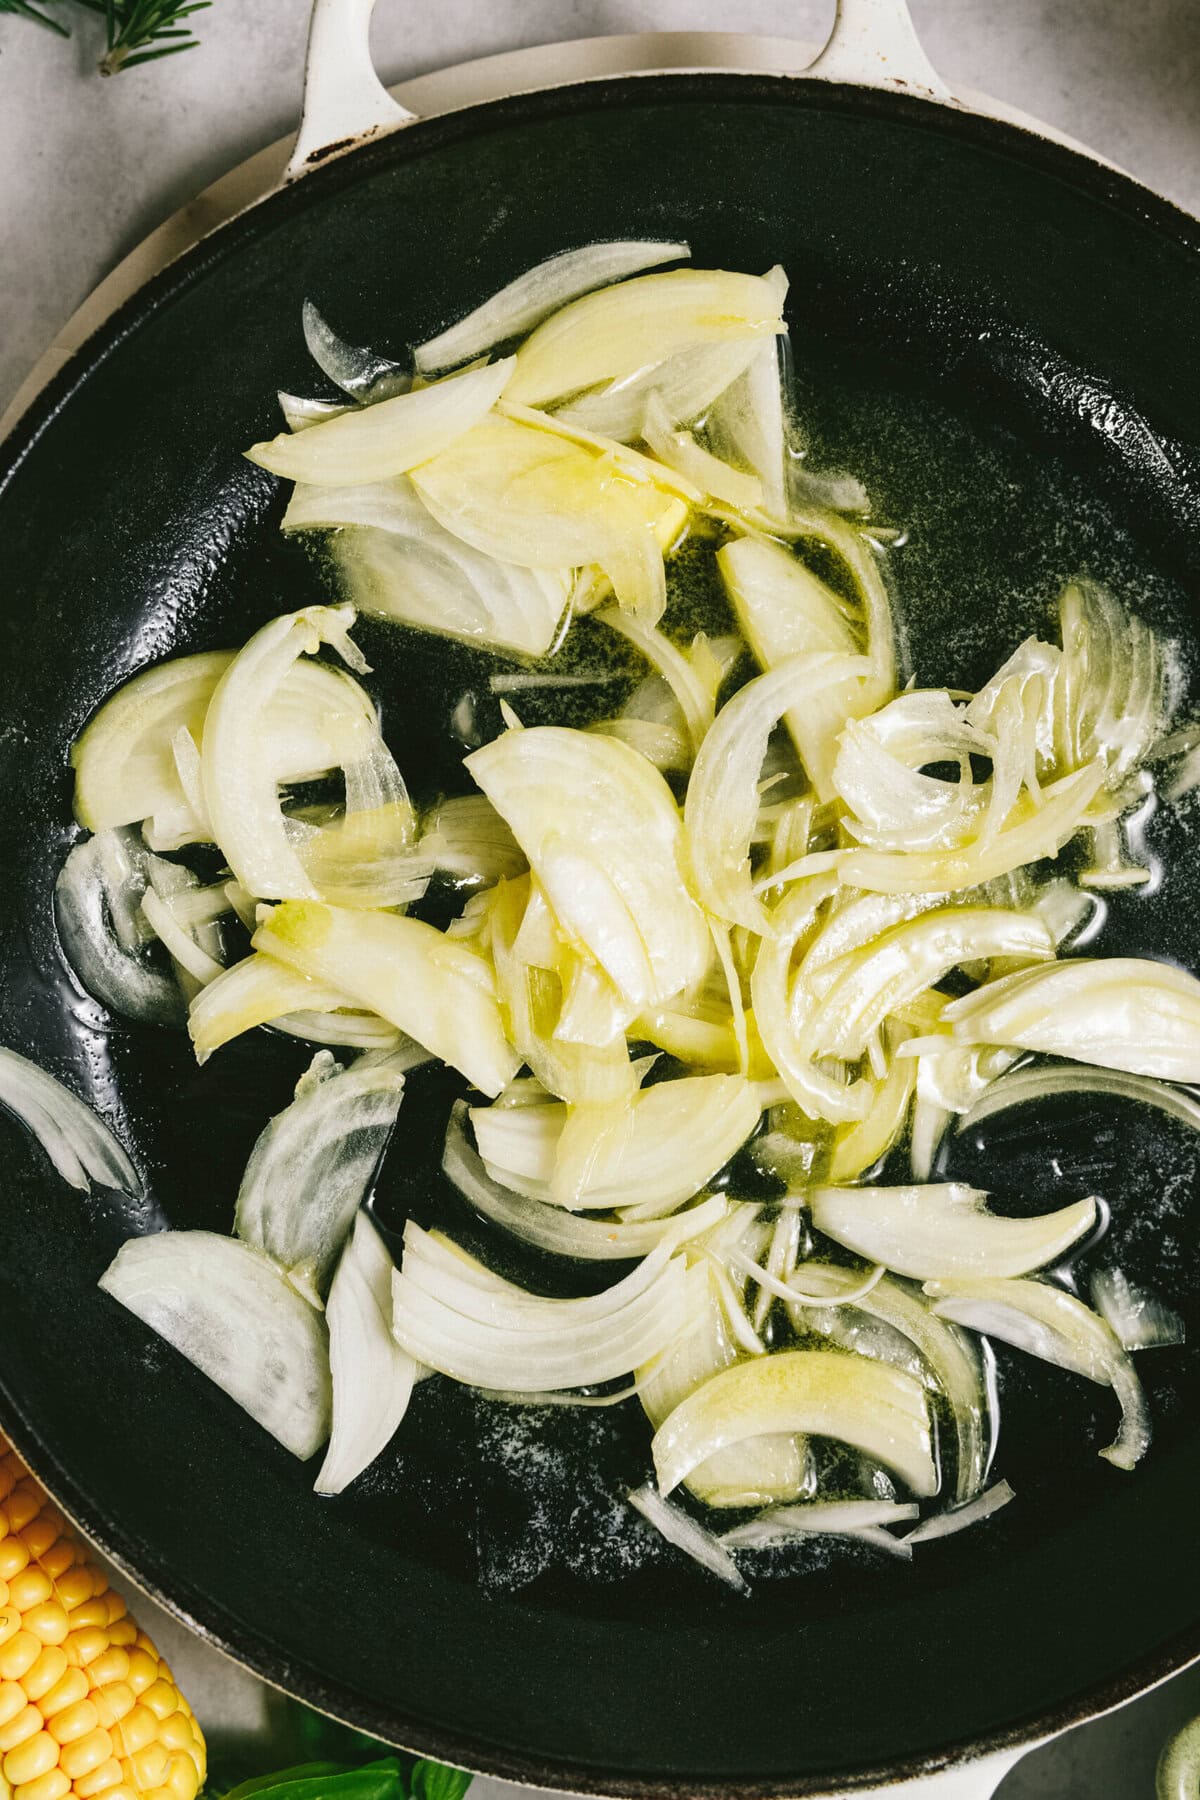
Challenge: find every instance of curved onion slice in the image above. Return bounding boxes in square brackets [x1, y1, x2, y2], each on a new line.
[72, 652, 232, 838]
[254, 901, 519, 1097]
[420, 794, 526, 886]
[627, 1483, 748, 1591]
[279, 391, 349, 431]
[1089, 1268, 1185, 1352]
[792, 1263, 988, 1504]
[470, 1073, 759, 1211]
[556, 337, 765, 441]
[284, 474, 572, 659]
[246, 357, 514, 486]
[414, 241, 691, 374]
[838, 761, 1106, 895]
[810, 1182, 1097, 1281]
[391, 1221, 688, 1390]
[705, 328, 790, 519]
[685, 652, 870, 931]
[234, 1048, 411, 1302]
[834, 691, 993, 853]
[1053, 581, 1167, 787]
[302, 300, 411, 401]
[722, 1499, 919, 1557]
[652, 1349, 937, 1500]
[467, 725, 709, 1011]
[828, 1048, 917, 1182]
[55, 831, 184, 1026]
[315, 1212, 418, 1495]
[956, 1061, 1200, 1144]
[901, 1479, 1014, 1544]
[944, 957, 1200, 1082]
[412, 415, 686, 622]
[139, 888, 222, 989]
[100, 1232, 330, 1459]
[642, 394, 763, 511]
[0, 1047, 143, 1198]
[188, 951, 397, 1062]
[596, 606, 718, 756]
[443, 1103, 727, 1260]
[639, 1258, 807, 1508]
[929, 1275, 1150, 1469]
[506, 268, 786, 408]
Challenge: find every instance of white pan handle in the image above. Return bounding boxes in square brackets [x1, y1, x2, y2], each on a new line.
[805, 0, 954, 102]
[286, 0, 417, 180]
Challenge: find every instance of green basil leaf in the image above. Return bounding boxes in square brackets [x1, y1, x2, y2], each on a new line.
[411, 1760, 472, 1800]
[222, 1757, 408, 1800]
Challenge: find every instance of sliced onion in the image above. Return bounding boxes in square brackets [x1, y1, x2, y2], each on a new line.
[685, 652, 870, 931]
[71, 651, 232, 836]
[188, 951, 397, 1062]
[642, 393, 763, 511]
[507, 268, 785, 409]
[627, 1483, 748, 1591]
[828, 1047, 917, 1182]
[100, 1232, 330, 1459]
[834, 690, 993, 853]
[285, 474, 572, 660]
[467, 724, 709, 1011]
[246, 357, 514, 486]
[652, 1349, 937, 1500]
[901, 1479, 1014, 1544]
[443, 1102, 727, 1260]
[391, 1221, 688, 1390]
[722, 1498, 919, 1556]
[596, 606, 718, 757]
[315, 1212, 418, 1495]
[234, 1048, 411, 1303]
[929, 1275, 1150, 1469]
[413, 241, 691, 374]
[704, 315, 790, 517]
[301, 299, 410, 401]
[470, 1072, 759, 1212]
[556, 337, 764, 440]
[1090, 1268, 1185, 1352]
[420, 794, 526, 886]
[1053, 581, 1167, 788]
[139, 888, 223, 989]
[945, 959, 1200, 1083]
[55, 830, 183, 1026]
[279, 391, 350, 431]
[956, 1061, 1200, 1146]
[810, 1182, 1096, 1281]
[253, 901, 519, 1097]
[0, 1046, 143, 1199]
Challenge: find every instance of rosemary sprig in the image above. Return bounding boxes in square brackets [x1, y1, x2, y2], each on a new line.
[0, 0, 210, 71]
[0, 0, 70, 36]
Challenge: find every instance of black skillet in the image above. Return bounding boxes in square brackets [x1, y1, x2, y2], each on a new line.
[3, 12, 1200, 1797]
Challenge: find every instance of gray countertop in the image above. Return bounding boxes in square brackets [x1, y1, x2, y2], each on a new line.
[4, 2, 1200, 1793]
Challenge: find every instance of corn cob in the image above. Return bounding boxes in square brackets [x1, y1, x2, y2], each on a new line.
[0, 1433, 206, 1800]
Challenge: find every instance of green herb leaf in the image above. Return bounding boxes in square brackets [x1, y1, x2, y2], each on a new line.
[411, 1762, 473, 1800]
[222, 1757, 410, 1800]
[0, 0, 71, 34]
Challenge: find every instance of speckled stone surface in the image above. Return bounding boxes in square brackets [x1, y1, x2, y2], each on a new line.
[4, 2, 1200, 1793]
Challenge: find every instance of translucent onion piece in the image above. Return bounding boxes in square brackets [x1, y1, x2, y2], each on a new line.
[245, 357, 514, 486]
[722, 1499, 919, 1555]
[420, 794, 526, 886]
[234, 1048, 411, 1302]
[55, 830, 183, 1026]
[301, 299, 411, 401]
[596, 606, 717, 756]
[1053, 580, 1167, 788]
[834, 691, 994, 853]
[271, 1008, 404, 1052]
[471, 1072, 759, 1212]
[638, 1257, 807, 1507]
[955, 1060, 1200, 1146]
[1090, 1268, 1185, 1352]
[838, 761, 1106, 895]
[642, 393, 763, 511]
[685, 652, 870, 932]
[944, 957, 1200, 1082]
[391, 1221, 688, 1390]
[412, 415, 686, 622]
[139, 888, 223, 989]
[704, 319, 790, 518]
[413, 240, 691, 374]
[290, 712, 429, 912]
[443, 1102, 727, 1260]
[653, 1349, 937, 1500]
[810, 1182, 1097, 1281]
[556, 337, 764, 441]
[799, 907, 1054, 1064]
[627, 1483, 748, 1591]
[285, 474, 572, 659]
[467, 725, 709, 1011]
[828, 1047, 917, 1182]
[188, 951, 394, 1062]
[497, 402, 705, 506]
[506, 268, 786, 408]
[279, 391, 350, 431]
[0, 1046, 144, 1199]
[901, 1479, 1014, 1544]
[71, 651, 232, 836]
[929, 1276, 1150, 1469]
[100, 1232, 330, 1459]
[790, 1263, 989, 1504]
[315, 1213, 418, 1495]
[254, 901, 518, 1097]
[1157, 1714, 1200, 1800]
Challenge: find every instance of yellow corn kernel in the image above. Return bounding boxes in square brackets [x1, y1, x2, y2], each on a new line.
[101, 1597, 126, 1629]
[47, 1698, 99, 1746]
[122, 1653, 157, 1699]
[153, 1717, 191, 1756]
[72, 1752, 123, 1795]
[54, 1571, 97, 1616]
[23, 1646, 69, 1703]
[0, 1607, 21, 1648]
[0, 1632, 42, 1684]
[6, 1488, 41, 1534]
[137, 1684, 182, 1727]
[0, 1681, 29, 1727]
[59, 1729, 115, 1782]
[25, 1604, 70, 1649]
[0, 1704, 45, 1755]
[8, 1571, 53, 1613]
[21, 1519, 59, 1562]
[4, 1728, 61, 1786]
[16, 1766, 72, 1800]
[0, 1541, 31, 1583]
[38, 1544, 76, 1585]
[65, 1628, 109, 1670]
[129, 1740, 170, 1789]
[60, 1602, 108, 1635]
[102, 1787, 138, 1800]
[39, 1667, 90, 1721]
[86, 1650, 129, 1691]
[112, 1703, 156, 1758]
[169, 1751, 201, 1800]
[91, 1684, 134, 1732]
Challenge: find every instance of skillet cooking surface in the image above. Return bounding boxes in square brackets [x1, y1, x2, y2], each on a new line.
[3, 75, 1200, 1794]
